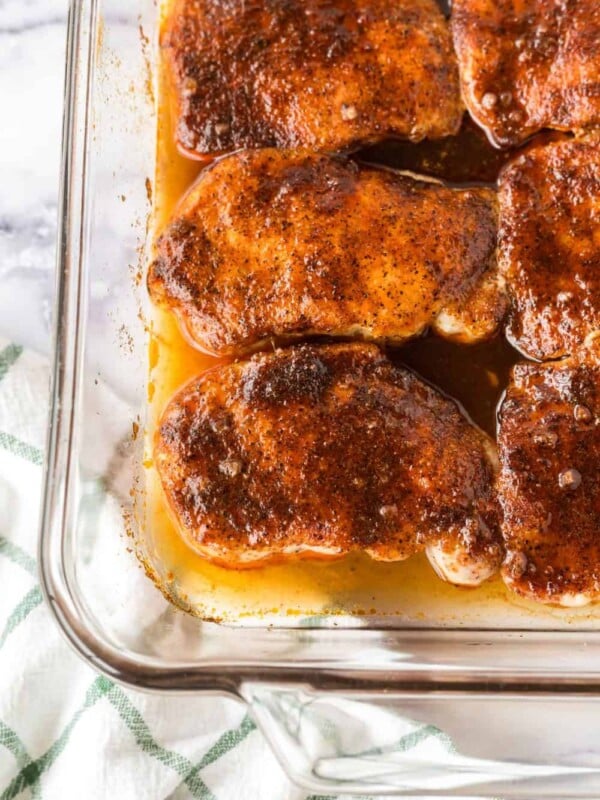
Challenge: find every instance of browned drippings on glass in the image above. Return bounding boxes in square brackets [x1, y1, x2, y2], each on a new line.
[145, 21, 581, 625]
[396, 335, 521, 438]
[360, 117, 514, 186]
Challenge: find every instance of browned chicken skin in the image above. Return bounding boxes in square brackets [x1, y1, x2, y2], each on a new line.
[148, 149, 506, 356]
[498, 135, 600, 361]
[162, 0, 463, 158]
[452, 0, 600, 147]
[498, 335, 600, 606]
[155, 343, 502, 582]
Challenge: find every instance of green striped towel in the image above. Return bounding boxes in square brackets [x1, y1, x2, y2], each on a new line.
[0, 338, 355, 800]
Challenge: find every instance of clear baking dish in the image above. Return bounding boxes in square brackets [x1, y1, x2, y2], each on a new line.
[40, 0, 600, 795]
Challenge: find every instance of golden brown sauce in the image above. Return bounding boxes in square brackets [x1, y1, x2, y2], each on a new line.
[143, 11, 597, 627]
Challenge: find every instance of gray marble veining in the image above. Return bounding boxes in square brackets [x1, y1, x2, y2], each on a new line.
[0, 0, 67, 354]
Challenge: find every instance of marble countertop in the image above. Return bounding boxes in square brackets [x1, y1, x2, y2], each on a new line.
[0, 0, 68, 354]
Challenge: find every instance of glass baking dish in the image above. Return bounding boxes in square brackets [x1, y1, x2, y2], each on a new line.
[40, 0, 600, 795]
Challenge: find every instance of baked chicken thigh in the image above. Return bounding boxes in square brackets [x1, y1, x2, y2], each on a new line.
[162, 0, 463, 157]
[155, 343, 503, 583]
[149, 149, 505, 356]
[498, 335, 600, 606]
[452, 0, 600, 147]
[498, 135, 600, 360]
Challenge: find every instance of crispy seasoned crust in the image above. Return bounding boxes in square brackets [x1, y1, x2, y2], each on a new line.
[162, 0, 463, 157]
[148, 149, 506, 356]
[498, 135, 600, 361]
[452, 0, 600, 147]
[155, 343, 503, 579]
[498, 336, 600, 606]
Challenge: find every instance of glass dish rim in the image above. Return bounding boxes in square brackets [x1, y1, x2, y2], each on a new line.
[38, 0, 600, 698]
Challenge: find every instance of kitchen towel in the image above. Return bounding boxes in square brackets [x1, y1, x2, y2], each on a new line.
[0, 338, 329, 800]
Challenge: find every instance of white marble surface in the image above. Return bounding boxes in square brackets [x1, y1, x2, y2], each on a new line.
[0, 0, 68, 354]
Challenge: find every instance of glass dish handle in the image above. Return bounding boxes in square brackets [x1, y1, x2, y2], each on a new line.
[240, 682, 600, 797]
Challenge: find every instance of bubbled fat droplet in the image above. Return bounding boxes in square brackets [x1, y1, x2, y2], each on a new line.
[574, 404, 593, 424]
[507, 550, 528, 579]
[379, 504, 398, 519]
[340, 103, 358, 121]
[219, 459, 242, 477]
[534, 431, 558, 447]
[481, 92, 498, 110]
[558, 468, 582, 491]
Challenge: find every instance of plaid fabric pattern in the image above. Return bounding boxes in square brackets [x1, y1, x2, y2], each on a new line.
[0, 339, 360, 800]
